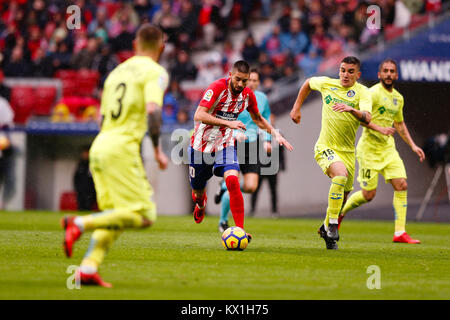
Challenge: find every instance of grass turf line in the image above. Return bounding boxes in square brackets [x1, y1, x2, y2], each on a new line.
[0, 211, 448, 300]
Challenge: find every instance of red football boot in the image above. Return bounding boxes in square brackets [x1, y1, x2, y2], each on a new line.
[76, 270, 113, 288]
[193, 193, 207, 224]
[61, 215, 82, 257]
[246, 233, 253, 243]
[393, 232, 421, 244]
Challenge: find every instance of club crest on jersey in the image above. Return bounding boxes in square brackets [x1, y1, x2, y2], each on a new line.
[346, 90, 355, 98]
[203, 89, 213, 101]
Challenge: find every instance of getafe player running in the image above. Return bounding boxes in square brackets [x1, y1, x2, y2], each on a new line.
[339, 58, 425, 244]
[290, 56, 372, 250]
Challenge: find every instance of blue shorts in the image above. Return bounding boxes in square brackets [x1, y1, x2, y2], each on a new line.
[188, 146, 240, 190]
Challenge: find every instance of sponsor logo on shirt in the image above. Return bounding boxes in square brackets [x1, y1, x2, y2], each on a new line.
[215, 111, 238, 121]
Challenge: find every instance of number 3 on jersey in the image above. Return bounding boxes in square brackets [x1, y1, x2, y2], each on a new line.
[112, 82, 126, 119]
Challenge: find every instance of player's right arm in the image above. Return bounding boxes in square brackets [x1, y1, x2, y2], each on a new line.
[193, 106, 246, 131]
[361, 121, 396, 136]
[290, 78, 311, 124]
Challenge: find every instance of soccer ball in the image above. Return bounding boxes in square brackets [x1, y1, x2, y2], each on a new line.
[221, 226, 248, 251]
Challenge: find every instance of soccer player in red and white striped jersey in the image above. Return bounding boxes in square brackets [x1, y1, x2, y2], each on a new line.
[188, 60, 293, 241]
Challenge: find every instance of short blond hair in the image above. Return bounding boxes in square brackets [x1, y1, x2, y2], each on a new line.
[136, 23, 163, 51]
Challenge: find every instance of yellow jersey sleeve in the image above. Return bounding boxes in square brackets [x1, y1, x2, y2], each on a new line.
[309, 76, 329, 91]
[144, 67, 169, 107]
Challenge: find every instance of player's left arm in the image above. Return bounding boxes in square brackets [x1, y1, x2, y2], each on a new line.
[145, 69, 170, 170]
[394, 121, 425, 162]
[249, 110, 293, 151]
[332, 103, 371, 124]
[332, 87, 372, 124]
[147, 102, 168, 170]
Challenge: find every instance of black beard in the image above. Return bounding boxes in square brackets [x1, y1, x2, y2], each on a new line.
[230, 82, 243, 95]
[381, 79, 395, 89]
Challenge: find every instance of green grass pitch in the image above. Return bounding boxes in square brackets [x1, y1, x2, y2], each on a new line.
[0, 211, 449, 300]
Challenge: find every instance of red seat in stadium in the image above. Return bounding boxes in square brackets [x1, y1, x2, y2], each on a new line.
[117, 50, 134, 62]
[34, 86, 57, 116]
[384, 25, 404, 41]
[409, 14, 430, 31]
[10, 86, 35, 124]
[271, 53, 287, 67]
[55, 70, 78, 80]
[77, 70, 100, 96]
[185, 88, 205, 102]
[59, 191, 78, 211]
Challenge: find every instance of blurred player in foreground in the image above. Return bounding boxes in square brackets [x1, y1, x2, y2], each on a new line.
[189, 60, 292, 241]
[61, 24, 169, 287]
[290, 56, 372, 250]
[339, 58, 425, 243]
[214, 68, 273, 232]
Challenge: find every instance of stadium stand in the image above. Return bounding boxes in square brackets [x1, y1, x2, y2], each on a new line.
[0, 0, 449, 128]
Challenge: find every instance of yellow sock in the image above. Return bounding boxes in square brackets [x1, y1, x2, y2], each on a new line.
[341, 190, 368, 217]
[325, 176, 347, 227]
[80, 229, 123, 272]
[393, 190, 407, 233]
[80, 209, 148, 231]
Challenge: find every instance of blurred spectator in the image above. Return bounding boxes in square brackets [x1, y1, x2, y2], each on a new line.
[170, 50, 198, 82]
[133, 0, 153, 20]
[298, 47, 323, 77]
[394, 0, 412, 28]
[70, 36, 99, 70]
[72, 26, 89, 55]
[239, 0, 253, 29]
[3, 45, 32, 77]
[222, 39, 243, 72]
[260, 24, 283, 58]
[197, 0, 223, 49]
[73, 145, 96, 211]
[167, 79, 190, 109]
[241, 34, 260, 65]
[279, 18, 309, 59]
[176, 108, 190, 125]
[311, 24, 331, 56]
[51, 103, 73, 123]
[177, 0, 199, 48]
[260, 0, 272, 19]
[80, 106, 99, 123]
[32, 47, 54, 77]
[88, 6, 111, 36]
[196, 55, 223, 85]
[278, 2, 292, 33]
[152, 0, 181, 44]
[162, 93, 179, 125]
[109, 3, 139, 38]
[52, 41, 72, 72]
[110, 23, 135, 53]
[92, 44, 119, 85]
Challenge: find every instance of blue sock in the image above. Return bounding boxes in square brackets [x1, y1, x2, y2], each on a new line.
[219, 191, 230, 224]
